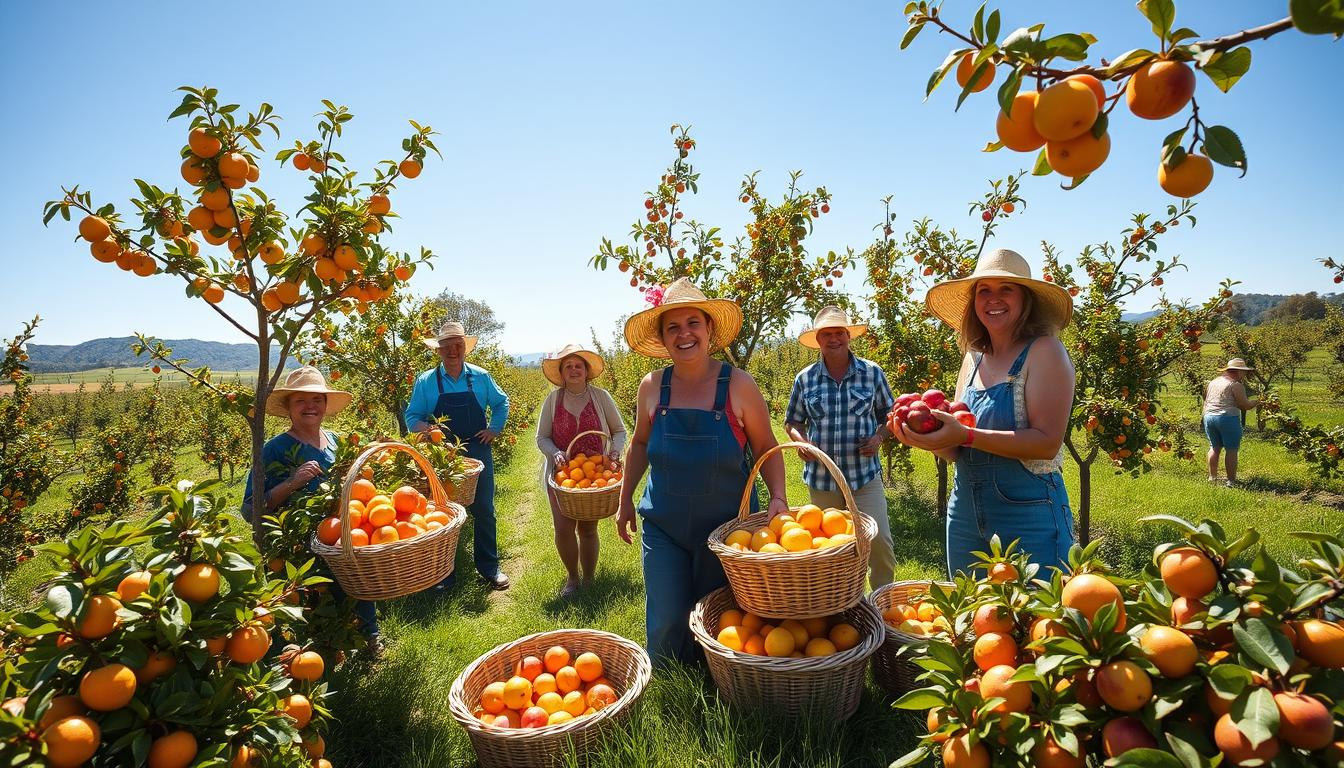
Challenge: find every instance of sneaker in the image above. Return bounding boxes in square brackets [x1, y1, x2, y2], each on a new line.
[363, 634, 385, 661]
[481, 572, 510, 591]
[1224, 479, 1238, 488]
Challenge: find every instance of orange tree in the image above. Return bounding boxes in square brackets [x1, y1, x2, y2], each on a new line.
[44, 86, 438, 530]
[902, 1, 1341, 196]
[862, 177, 1025, 511]
[0, 482, 335, 767]
[0, 318, 67, 576]
[1040, 202, 1234, 545]
[589, 125, 851, 368]
[191, 379, 251, 482]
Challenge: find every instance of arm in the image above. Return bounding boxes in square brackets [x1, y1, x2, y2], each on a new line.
[616, 373, 656, 544]
[404, 371, 434, 432]
[482, 368, 510, 434]
[535, 390, 561, 459]
[1232, 382, 1260, 411]
[734, 369, 788, 518]
[598, 388, 628, 456]
[859, 367, 897, 454]
[782, 373, 818, 461]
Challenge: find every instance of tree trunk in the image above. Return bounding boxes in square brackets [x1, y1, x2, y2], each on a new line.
[1077, 458, 1092, 546]
[216, 462, 223, 481]
[935, 456, 948, 519]
[395, 400, 408, 436]
[248, 323, 271, 534]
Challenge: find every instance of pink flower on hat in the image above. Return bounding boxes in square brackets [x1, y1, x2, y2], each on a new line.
[644, 285, 666, 307]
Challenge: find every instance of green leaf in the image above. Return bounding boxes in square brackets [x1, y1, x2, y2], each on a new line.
[900, 22, 925, 50]
[925, 50, 964, 99]
[1291, 581, 1334, 613]
[986, 10, 1001, 43]
[1139, 513, 1198, 534]
[996, 67, 1022, 114]
[1090, 112, 1109, 140]
[1233, 618, 1294, 675]
[1106, 48, 1158, 76]
[982, 140, 1005, 153]
[1031, 149, 1052, 176]
[1137, 0, 1177, 42]
[1114, 748, 1185, 768]
[1202, 125, 1247, 176]
[972, 4, 986, 43]
[1232, 686, 1279, 749]
[1201, 47, 1252, 93]
[1162, 731, 1208, 768]
[45, 584, 82, 619]
[892, 688, 945, 710]
[888, 746, 932, 768]
[1290, 0, 1344, 35]
[1041, 33, 1091, 61]
[1168, 27, 1200, 46]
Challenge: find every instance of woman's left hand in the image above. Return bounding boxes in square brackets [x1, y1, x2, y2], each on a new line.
[893, 411, 968, 452]
[767, 496, 789, 519]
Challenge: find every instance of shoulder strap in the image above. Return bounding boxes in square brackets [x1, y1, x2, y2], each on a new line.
[969, 352, 986, 383]
[658, 366, 673, 408]
[592, 387, 610, 437]
[1008, 338, 1038, 377]
[713, 362, 732, 412]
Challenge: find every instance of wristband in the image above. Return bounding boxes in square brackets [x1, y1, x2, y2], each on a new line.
[962, 429, 975, 447]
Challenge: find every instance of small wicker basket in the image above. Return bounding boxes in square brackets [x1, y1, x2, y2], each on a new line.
[451, 456, 484, 507]
[310, 441, 465, 601]
[868, 580, 954, 697]
[690, 586, 883, 722]
[707, 442, 876, 619]
[547, 430, 622, 522]
[448, 628, 653, 768]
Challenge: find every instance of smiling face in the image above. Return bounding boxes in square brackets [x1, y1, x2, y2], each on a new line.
[815, 326, 851, 356]
[560, 355, 589, 386]
[660, 307, 713, 361]
[286, 391, 328, 428]
[973, 279, 1027, 331]
[435, 336, 467, 367]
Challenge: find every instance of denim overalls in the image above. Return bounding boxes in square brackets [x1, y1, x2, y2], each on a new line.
[639, 363, 756, 667]
[433, 367, 500, 579]
[945, 339, 1074, 577]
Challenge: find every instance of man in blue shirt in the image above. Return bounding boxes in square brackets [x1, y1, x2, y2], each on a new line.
[405, 321, 511, 590]
[784, 306, 898, 588]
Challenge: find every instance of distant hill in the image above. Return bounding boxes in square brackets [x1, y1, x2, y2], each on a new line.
[27, 337, 296, 373]
[512, 353, 544, 368]
[1228, 292, 1343, 325]
[1121, 310, 1161, 323]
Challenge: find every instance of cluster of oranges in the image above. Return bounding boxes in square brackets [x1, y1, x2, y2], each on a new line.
[473, 645, 620, 729]
[723, 504, 856, 554]
[553, 452, 623, 490]
[315, 480, 452, 547]
[714, 603, 862, 658]
[883, 597, 953, 638]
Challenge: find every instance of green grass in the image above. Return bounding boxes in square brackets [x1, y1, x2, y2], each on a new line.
[25, 368, 256, 387]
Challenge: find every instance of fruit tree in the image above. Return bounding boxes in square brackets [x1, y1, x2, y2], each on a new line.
[903, 0, 1342, 195]
[44, 86, 439, 531]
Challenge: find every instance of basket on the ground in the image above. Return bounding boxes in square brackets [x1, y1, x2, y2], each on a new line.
[448, 628, 653, 768]
[310, 441, 465, 601]
[868, 580, 954, 696]
[451, 456, 484, 507]
[689, 586, 883, 722]
[547, 430, 622, 522]
[707, 441, 876, 619]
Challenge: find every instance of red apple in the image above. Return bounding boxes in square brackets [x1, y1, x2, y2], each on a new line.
[922, 389, 947, 409]
[520, 706, 550, 729]
[1101, 717, 1156, 757]
[895, 392, 920, 408]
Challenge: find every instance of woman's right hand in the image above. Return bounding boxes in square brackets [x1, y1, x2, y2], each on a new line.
[289, 460, 323, 487]
[553, 451, 568, 468]
[615, 497, 636, 544]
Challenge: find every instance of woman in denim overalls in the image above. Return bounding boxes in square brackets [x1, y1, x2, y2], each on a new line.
[617, 279, 788, 668]
[894, 249, 1077, 578]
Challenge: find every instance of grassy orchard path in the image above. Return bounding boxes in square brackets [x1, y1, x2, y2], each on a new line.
[324, 439, 931, 768]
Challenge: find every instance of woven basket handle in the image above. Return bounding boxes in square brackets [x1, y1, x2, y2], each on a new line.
[563, 429, 611, 459]
[336, 441, 449, 556]
[734, 441, 868, 565]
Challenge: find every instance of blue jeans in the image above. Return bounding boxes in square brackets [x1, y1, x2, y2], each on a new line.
[946, 453, 1074, 578]
[1203, 412, 1243, 451]
[641, 519, 727, 667]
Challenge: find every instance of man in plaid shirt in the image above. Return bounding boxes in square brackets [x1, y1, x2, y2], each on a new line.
[784, 306, 898, 588]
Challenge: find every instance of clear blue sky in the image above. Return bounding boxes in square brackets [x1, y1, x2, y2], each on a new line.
[2, 1, 1339, 356]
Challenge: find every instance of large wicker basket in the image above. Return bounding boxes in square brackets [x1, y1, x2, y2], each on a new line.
[448, 628, 653, 768]
[310, 441, 466, 601]
[868, 580, 954, 697]
[690, 586, 883, 722]
[450, 456, 484, 507]
[547, 430, 622, 522]
[707, 442, 876, 619]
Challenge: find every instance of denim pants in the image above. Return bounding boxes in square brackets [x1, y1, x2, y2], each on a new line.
[946, 456, 1074, 578]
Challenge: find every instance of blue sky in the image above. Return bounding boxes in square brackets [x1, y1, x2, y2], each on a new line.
[2, 1, 1339, 356]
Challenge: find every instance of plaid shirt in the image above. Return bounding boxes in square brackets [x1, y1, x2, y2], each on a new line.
[785, 354, 895, 492]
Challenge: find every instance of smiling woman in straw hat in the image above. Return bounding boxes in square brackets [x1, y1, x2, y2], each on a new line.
[617, 277, 788, 667]
[891, 248, 1077, 578]
[536, 343, 627, 598]
[1203, 358, 1262, 486]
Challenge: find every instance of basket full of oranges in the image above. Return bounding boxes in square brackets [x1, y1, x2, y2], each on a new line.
[310, 441, 466, 600]
[546, 430, 623, 522]
[867, 580, 955, 696]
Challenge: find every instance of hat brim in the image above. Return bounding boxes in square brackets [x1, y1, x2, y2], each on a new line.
[421, 335, 478, 354]
[925, 272, 1073, 334]
[623, 298, 743, 359]
[799, 324, 868, 349]
[264, 387, 353, 418]
[542, 350, 606, 387]
[1221, 365, 1255, 371]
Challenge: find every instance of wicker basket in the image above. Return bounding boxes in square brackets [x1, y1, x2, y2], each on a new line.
[448, 628, 653, 768]
[310, 441, 466, 601]
[547, 430, 622, 522]
[707, 442, 876, 619]
[868, 580, 954, 697]
[450, 456, 484, 507]
[690, 586, 883, 722]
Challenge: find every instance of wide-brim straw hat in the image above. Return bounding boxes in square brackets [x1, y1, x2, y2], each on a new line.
[924, 248, 1073, 333]
[799, 305, 868, 349]
[623, 277, 743, 359]
[542, 344, 606, 386]
[1221, 357, 1255, 371]
[264, 366, 352, 417]
[421, 320, 478, 353]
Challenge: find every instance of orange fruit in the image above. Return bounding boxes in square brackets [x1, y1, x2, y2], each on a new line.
[399, 159, 422, 178]
[316, 517, 342, 545]
[79, 215, 112, 242]
[78, 594, 123, 639]
[218, 151, 248, 178]
[91, 238, 121, 263]
[820, 510, 849, 537]
[199, 187, 230, 211]
[1158, 153, 1213, 198]
[1095, 660, 1153, 712]
[972, 604, 1014, 636]
[533, 672, 558, 697]
[955, 52, 995, 93]
[148, 730, 198, 768]
[1046, 130, 1111, 178]
[350, 478, 377, 503]
[515, 655, 544, 681]
[314, 258, 340, 282]
[1068, 74, 1106, 108]
[174, 563, 220, 603]
[587, 683, 617, 710]
[764, 627, 796, 657]
[300, 233, 327, 256]
[302, 732, 325, 759]
[116, 570, 152, 602]
[804, 637, 837, 656]
[135, 651, 177, 685]
[1214, 712, 1279, 765]
[1273, 691, 1334, 751]
[274, 281, 300, 305]
[480, 681, 507, 714]
[1126, 59, 1195, 120]
[780, 527, 813, 552]
[394, 520, 420, 540]
[80, 663, 137, 710]
[226, 622, 271, 664]
[1033, 79, 1099, 141]
[38, 696, 84, 730]
[717, 626, 746, 651]
[349, 528, 370, 547]
[972, 632, 1017, 671]
[562, 690, 587, 717]
[259, 241, 284, 264]
[502, 676, 532, 710]
[366, 503, 395, 528]
[289, 650, 325, 681]
[188, 128, 222, 158]
[980, 664, 1030, 713]
[1298, 619, 1344, 667]
[368, 194, 391, 215]
[1159, 547, 1218, 598]
[743, 635, 766, 655]
[543, 646, 571, 674]
[392, 485, 421, 514]
[41, 715, 101, 768]
[333, 244, 359, 270]
[1062, 572, 1125, 628]
[181, 157, 207, 185]
[829, 623, 860, 652]
[556, 666, 581, 694]
[942, 734, 990, 768]
[205, 636, 227, 656]
[292, 153, 311, 170]
[750, 528, 777, 552]
[371, 525, 399, 544]
[282, 693, 312, 728]
[1138, 625, 1197, 678]
[574, 652, 603, 682]
[988, 562, 1018, 583]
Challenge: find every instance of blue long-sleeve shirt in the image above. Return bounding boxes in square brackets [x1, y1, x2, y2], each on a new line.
[404, 362, 509, 434]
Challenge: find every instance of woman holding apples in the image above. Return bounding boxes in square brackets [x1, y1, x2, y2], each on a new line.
[892, 249, 1077, 578]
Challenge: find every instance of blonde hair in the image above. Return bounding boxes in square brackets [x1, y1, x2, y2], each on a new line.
[957, 281, 1058, 354]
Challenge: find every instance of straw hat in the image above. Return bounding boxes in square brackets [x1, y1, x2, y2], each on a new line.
[542, 344, 606, 386]
[1221, 357, 1255, 372]
[623, 277, 743, 358]
[264, 366, 352, 417]
[799, 305, 868, 349]
[421, 320, 477, 353]
[924, 248, 1073, 332]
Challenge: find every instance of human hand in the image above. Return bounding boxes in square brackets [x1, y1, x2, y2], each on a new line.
[858, 433, 883, 456]
[553, 451, 568, 467]
[795, 442, 819, 462]
[475, 429, 499, 445]
[615, 498, 637, 544]
[892, 411, 967, 452]
[767, 496, 789, 519]
[290, 461, 323, 486]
